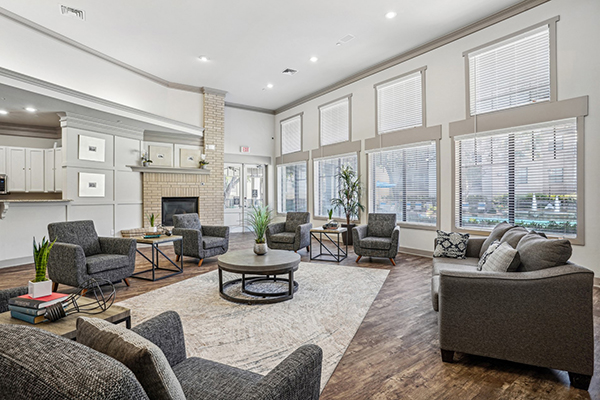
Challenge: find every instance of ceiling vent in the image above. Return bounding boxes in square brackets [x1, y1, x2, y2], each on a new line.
[282, 68, 298, 76]
[59, 5, 85, 20]
[336, 34, 355, 46]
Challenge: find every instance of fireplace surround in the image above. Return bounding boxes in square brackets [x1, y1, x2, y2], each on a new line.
[162, 197, 199, 226]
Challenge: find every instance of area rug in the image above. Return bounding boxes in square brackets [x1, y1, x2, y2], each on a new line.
[117, 262, 389, 389]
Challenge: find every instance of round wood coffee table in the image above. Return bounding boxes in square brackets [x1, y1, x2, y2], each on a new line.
[217, 249, 301, 304]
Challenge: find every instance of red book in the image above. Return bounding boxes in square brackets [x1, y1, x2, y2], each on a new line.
[8, 292, 69, 309]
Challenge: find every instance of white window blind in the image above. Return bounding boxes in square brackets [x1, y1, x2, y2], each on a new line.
[468, 25, 550, 116]
[281, 116, 302, 155]
[314, 153, 358, 218]
[377, 71, 423, 134]
[455, 118, 578, 237]
[277, 162, 307, 213]
[320, 98, 350, 146]
[369, 141, 437, 225]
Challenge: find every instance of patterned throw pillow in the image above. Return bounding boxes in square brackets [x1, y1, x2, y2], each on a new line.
[433, 230, 469, 259]
[477, 240, 502, 270]
[481, 241, 520, 272]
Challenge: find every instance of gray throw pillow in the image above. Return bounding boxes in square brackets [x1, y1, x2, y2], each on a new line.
[500, 226, 529, 248]
[516, 233, 572, 272]
[479, 222, 514, 258]
[481, 241, 520, 272]
[77, 317, 186, 400]
[478, 240, 501, 270]
[433, 230, 469, 259]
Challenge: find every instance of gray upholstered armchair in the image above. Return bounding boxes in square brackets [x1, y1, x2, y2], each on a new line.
[172, 213, 229, 267]
[0, 287, 28, 313]
[266, 212, 312, 252]
[47, 220, 136, 291]
[353, 213, 400, 265]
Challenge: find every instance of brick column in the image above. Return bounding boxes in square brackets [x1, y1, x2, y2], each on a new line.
[201, 87, 226, 225]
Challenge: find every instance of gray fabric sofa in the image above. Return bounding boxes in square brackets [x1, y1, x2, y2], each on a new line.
[48, 220, 136, 291]
[352, 213, 400, 265]
[266, 212, 312, 252]
[431, 237, 594, 390]
[172, 213, 230, 267]
[0, 311, 323, 399]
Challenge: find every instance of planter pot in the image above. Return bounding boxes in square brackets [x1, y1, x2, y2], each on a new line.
[341, 224, 356, 246]
[142, 161, 149, 167]
[151, 226, 157, 233]
[254, 243, 268, 255]
[28, 279, 53, 299]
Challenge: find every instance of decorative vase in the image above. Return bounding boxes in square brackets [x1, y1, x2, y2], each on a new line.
[253, 242, 268, 255]
[28, 279, 53, 298]
[151, 226, 157, 233]
[143, 161, 149, 167]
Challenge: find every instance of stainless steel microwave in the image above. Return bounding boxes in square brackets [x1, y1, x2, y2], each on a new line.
[0, 174, 7, 194]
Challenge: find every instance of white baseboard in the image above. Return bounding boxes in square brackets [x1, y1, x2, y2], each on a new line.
[594, 277, 600, 288]
[0, 256, 33, 269]
[398, 246, 433, 258]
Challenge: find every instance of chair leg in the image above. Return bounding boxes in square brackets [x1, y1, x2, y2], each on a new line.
[356, 256, 362, 263]
[52, 282, 59, 292]
[441, 349, 454, 363]
[176, 255, 181, 262]
[307, 246, 310, 252]
[389, 258, 396, 266]
[198, 259, 204, 267]
[81, 289, 88, 297]
[123, 278, 130, 287]
[569, 372, 592, 390]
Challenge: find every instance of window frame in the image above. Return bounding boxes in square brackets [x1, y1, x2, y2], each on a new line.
[463, 16, 559, 119]
[280, 112, 303, 156]
[318, 94, 352, 148]
[276, 160, 308, 215]
[312, 152, 360, 220]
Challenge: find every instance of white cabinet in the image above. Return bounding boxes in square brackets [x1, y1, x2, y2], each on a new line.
[7, 147, 26, 192]
[26, 149, 45, 192]
[43, 148, 63, 192]
[54, 148, 62, 192]
[0, 147, 6, 175]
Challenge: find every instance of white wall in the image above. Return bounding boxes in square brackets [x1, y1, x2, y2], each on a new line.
[0, 135, 60, 148]
[274, 0, 600, 273]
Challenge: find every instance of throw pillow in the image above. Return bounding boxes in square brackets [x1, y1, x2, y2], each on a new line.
[479, 222, 514, 258]
[516, 233, 572, 272]
[76, 317, 186, 400]
[480, 241, 520, 272]
[499, 226, 529, 248]
[433, 230, 469, 259]
[477, 240, 501, 270]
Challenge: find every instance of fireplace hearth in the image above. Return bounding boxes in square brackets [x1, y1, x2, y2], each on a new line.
[162, 197, 199, 226]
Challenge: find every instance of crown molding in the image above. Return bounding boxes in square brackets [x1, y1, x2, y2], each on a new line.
[201, 87, 228, 96]
[58, 112, 144, 139]
[0, 122, 60, 139]
[274, 0, 549, 114]
[225, 102, 275, 115]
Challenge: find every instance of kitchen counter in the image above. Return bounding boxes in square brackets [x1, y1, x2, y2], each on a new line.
[0, 199, 73, 219]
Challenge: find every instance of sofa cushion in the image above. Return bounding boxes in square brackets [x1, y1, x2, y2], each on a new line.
[479, 222, 514, 257]
[433, 231, 469, 259]
[432, 260, 479, 277]
[360, 236, 392, 250]
[285, 212, 309, 233]
[366, 213, 397, 238]
[516, 233, 572, 272]
[500, 226, 529, 248]
[77, 317, 186, 400]
[86, 254, 131, 274]
[478, 240, 502, 270]
[203, 236, 228, 249]
[270, 232, 296, 244]
[480, 241, 520, 272]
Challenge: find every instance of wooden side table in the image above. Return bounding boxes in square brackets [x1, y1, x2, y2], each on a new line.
[309, 227, 348, 262]
[132, 235, 183, 281]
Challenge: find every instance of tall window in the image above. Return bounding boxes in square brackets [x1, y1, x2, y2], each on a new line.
[468, 24, 550, 116]
[277, 162, 307, 213]
[281, 115, 302, 155]
[314, 154, 358, 218]
[369, 141, 437, 226]
[320, 97, 350, 146]
[376, 71, 423, 134]
[455, 118, 578, 237]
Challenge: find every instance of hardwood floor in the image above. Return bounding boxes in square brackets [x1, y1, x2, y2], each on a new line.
[1, 232, 598, 399]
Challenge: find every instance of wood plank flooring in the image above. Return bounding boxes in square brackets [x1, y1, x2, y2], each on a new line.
[1, 232, 598, 399]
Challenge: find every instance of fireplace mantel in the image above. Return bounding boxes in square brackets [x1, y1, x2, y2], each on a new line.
[127, 165, 211, 175]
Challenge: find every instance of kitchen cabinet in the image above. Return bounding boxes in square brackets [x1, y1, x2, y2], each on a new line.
[44, 148, 63, 192]
[7, 147, 26, 192]
[26, 149, 45, 192]
[54, 148, 62, 192]
[0, 147, 6, 175]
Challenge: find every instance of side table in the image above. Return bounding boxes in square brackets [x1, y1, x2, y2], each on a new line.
[132, 235, 183, 281]
[310, 227, 348, 262]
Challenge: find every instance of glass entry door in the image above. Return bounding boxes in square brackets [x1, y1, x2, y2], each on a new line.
[224, 163, 266, 232]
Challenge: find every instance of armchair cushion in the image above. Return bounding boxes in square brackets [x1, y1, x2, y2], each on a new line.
[516, 233, 572, 272]
[360, 236, 392, 250]
[77, 317, 186, 400]
[285, 212, 310, 233]
[99, 237, 136, 256]
[173, 213, 202, 231]
[203, 236, 228, 249]
[86, 254, 131, 275]
[366, 213, 396, 238]
[48, 220, 102, 257]
[270, 232, 296, 244]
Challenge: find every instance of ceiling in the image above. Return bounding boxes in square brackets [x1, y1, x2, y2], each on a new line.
[0, 0, 525, 110]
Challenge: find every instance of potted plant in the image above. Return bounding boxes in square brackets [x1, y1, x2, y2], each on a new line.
[141, 152, 153, 167]
[246, 205, 273, 255]
[147, 213, 157, 232]
[199, 154, 209, 169]
[29, 237, 56, 298]
[324, 209, 339, 229]
[331, 165, 364, 245]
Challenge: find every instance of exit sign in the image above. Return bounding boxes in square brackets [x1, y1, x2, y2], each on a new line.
[240, 146, 250, 153]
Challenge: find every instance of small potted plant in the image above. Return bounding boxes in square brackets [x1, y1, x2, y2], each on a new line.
[246, 205, 273, 255]
[324, 209, 339, 229]
[141, 152, 153, 167]
[147, 213, 157, 232]
[331, 165, 364, 245]
[199, 154, 209, 169]
[29, 237, 56, 298]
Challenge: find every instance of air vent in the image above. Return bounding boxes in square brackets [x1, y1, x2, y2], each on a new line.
[282, 68, 298, 76]
[59, 5, 85, 20]
[336, 34, 355, 46]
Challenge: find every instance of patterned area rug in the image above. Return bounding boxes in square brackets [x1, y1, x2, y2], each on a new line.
[117, 262, 389, 389]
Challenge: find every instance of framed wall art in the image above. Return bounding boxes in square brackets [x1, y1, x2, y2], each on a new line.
[180, 148, 202, 168]
[149, 145, 172, 167]
[78, 135, 105, 162]
[79, 172, 105, 197]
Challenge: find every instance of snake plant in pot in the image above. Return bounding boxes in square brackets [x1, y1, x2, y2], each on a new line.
[246, 205, 274, 255]
[29, 236, 56, 298]
[331, 165, 364, 245]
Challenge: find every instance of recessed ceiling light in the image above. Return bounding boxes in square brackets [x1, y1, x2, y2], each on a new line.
[385, 11, 397, 19]
[266, 83, 274, 89]
[310, 56, 318, 63]
[25, 107, 37, 112]
[198, 56, 209, 62]
[0, 110, 8, 115]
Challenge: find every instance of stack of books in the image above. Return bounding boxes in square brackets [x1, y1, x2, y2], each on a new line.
[8, 292, 69, 324]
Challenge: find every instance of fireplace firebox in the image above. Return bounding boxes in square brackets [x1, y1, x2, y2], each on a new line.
[162, 197, 199, 226]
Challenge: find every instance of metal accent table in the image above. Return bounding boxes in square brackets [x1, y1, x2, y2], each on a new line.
[310, 227, 348, 262]
[132, 235, 183, 281]
[217, 249, 301, 304]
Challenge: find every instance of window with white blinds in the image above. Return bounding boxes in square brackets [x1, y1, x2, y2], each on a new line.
[369, 141, 437, 226]
[314, 153, 358, 218]
[468, 24, 551, 116]
[455, 118, 578, 237]
[320, 97, 350, 146]
[281, 115, 302, 155]
[376, 71, 423, 134]
[277, 162, 307, 213]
